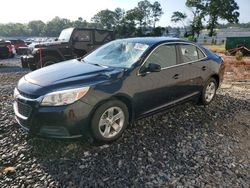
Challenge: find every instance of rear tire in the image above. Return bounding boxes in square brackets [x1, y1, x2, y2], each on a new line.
[91, 100, 129, 142]
[199, 77, 218, 105]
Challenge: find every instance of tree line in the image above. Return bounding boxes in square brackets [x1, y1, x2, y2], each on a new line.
[0, 0, 243, 39]
[0, 0, 163, 38]
[171, 0, 240, 38]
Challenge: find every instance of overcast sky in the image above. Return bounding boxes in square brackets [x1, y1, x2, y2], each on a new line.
[0, 0, 249, 26]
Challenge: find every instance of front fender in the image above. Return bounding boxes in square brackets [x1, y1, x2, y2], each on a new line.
[35, 48, 65, 61]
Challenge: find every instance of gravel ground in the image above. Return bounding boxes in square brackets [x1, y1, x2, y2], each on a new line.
[0, 58, 250, 187]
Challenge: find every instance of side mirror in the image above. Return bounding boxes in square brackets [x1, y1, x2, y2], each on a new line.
[140, 63, 161, 76]
[54, 38, 58, 41]
[148, 63, 161, 72]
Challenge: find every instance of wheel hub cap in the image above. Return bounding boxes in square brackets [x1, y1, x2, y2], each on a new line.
[205, 82, 216, 103]
[98, 107, 125, 138]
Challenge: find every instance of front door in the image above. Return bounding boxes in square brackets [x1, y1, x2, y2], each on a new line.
[58, 43, 73, 60]
[133, 44, 187, 116]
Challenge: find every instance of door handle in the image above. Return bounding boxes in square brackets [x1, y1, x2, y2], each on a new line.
[173, 74, 179, 79]
[202, 66, 207, 71]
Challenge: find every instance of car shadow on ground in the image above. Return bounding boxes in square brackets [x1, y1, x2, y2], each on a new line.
[4, 92, 248, 186]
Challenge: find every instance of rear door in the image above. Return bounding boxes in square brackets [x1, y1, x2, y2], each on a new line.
[177, 44, 208, 94]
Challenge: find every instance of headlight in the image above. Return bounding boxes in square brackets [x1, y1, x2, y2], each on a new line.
[32, 48, 40, 55]
[41, 87, 89, 106]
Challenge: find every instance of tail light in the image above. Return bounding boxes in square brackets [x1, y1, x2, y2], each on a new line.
[219, 59, 225, 82]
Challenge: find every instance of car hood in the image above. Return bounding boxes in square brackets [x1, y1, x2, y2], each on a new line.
[20, 59, 125, 96]
[34, 41, 67, 48]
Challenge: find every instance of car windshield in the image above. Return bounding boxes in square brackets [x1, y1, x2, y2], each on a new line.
[83, 40, 149, 68]
[58, 28, 74, 42]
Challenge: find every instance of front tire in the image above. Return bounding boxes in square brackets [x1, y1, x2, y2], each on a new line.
[41, 56, 59, 67]
[200, 77, 218, 105]
[91, 100, 129, 142]
[21, 60, 28, 68]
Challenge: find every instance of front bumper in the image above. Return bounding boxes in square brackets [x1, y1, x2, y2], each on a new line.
[17, 47, 30, 56]
[21, 55, 35, 69]
[13, 91, 93, 138]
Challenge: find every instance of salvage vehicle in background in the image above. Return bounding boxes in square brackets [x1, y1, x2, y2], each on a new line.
[18, 42, 37, 56]
[10, 39, 28, 54]
[21, 27, 115, 70]
[0, 40, 16, 59]
[14, 37, 225, 142]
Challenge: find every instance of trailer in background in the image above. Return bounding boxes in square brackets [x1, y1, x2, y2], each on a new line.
[225, 37, 250, 56]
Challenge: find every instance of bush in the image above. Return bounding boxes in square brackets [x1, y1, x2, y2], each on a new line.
[225, 50, 231, 56]
[188, 35, 196, 42]
[235, 50, 243, 61]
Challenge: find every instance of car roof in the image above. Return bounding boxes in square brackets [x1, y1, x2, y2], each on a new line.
[73, 27, 114, 32]
[119, 37, 191, 46]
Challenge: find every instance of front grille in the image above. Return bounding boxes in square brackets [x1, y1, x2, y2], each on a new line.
[16, 116, 30, 129]
[17, 48, 30, 55]
[17, 101, 32, 118]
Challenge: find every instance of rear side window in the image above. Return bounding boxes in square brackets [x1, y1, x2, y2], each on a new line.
[145, 45, 177, 68]
[197, 48, 206, 59]
[95, 30, 113, 43]
[74, 30, 91, 42]
[179, 44, 206, 63]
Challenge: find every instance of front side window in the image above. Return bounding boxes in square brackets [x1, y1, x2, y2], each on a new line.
[145, 45, 177, 68]
[58, 28, 74, 42]
[84, 40, 149, 68]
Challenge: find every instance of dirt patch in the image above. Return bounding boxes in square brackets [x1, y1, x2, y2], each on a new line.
[221, 54, 250, 81]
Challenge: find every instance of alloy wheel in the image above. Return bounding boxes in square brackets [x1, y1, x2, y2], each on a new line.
[98, 107, 125, 138]
[205, 81, 216, 103]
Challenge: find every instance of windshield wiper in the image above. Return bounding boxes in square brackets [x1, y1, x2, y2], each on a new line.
[81, 59, 107, 67]
[91, 63, 102, 67]
[81, 59, 98, 66]
[90, 62, 108, 68]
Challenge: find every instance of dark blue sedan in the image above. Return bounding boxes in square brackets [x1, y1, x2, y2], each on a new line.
[14, 37, 225, 142]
